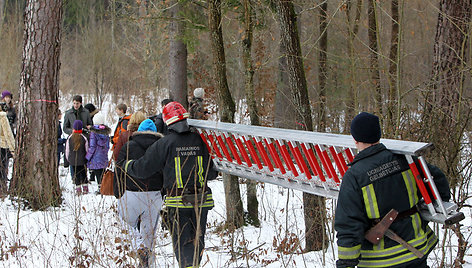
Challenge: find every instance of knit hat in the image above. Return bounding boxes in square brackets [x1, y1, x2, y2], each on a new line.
[84, 103, 99, 116]
[1, 90, 12, 99]
[350, 112, 381, 143]
[194, 88, 204, 99]
[137, 119, 157, 132]
[73, 120, 83, 131]
[93, 113, 106, 126]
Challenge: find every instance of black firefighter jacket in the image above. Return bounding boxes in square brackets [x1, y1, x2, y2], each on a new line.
[334, 143, 450, 268]
[124, 121, 217, 208]
[114, 131, 164, 199]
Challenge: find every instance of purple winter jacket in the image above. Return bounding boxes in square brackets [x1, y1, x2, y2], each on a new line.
[86, 125, 111, 170]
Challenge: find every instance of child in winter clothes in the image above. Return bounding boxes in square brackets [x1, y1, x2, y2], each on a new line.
[115, 119, 164, 267]
[85, 113, 110, 189]
[66, 120, 89, 194]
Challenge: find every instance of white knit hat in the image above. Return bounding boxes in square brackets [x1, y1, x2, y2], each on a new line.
[194, 88, 205, 99]
[93, 113, 106, 126]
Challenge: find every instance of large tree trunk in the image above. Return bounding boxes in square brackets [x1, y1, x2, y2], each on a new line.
[343, 0, 362, 134]
[385, 0, 400, 138]
[208, 0, 244, 229]
[317, 1, 328, 132]
[169, 1, 188, 107]
[272, 0, 327, 251]
[0, 0, 4, 32]
[425, 1, 471, 266]
[242, 0, 260, 227]
[368, 0, 382, 117]
[10, 0, 63, 210]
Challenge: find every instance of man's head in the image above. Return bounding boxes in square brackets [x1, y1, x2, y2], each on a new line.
[116, 103, 127, 117]
[161, 98, 174, 108]
[194, 88, 204, 99]
[72, 95, 82, 110]
[350, 112, 381, 149]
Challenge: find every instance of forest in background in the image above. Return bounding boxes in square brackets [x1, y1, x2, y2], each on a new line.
[1, 0, 472, 266]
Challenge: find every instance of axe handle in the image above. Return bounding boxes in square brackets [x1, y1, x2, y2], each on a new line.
[385, 229, 424, 259]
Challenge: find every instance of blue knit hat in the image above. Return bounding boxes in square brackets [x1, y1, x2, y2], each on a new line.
[350, 112, 381, 143]
[138, 119, 157, 132]
[73, 120, 83, 131]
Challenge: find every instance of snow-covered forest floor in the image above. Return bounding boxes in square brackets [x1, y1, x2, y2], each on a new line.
[0, 95, 471, 267]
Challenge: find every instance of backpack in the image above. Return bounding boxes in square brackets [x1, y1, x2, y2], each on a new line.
[112, 114, 131, 144]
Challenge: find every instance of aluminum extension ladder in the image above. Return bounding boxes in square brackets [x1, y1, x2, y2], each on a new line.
[187, 119, 464, 225]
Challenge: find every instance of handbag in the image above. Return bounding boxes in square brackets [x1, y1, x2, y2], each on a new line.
[100, 160, 114, 196]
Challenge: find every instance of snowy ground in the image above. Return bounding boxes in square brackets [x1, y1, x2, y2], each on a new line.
[0, 161, 470, 267]
[0, 95, 469, 267]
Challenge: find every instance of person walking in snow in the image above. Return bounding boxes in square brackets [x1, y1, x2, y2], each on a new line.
[112, 111, 146, 161]
[334, 112, 451, 268]
[189, 88, 208, 120]
[148, 98, 173, 135]
[85, 113, 110, 190]
[0, 111, 14, 194]
[124, 101, 217, 268]
[114, 119, 164, 267]
[66, 120, 89, 195]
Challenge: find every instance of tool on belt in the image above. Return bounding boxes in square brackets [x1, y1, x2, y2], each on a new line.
[365, 209, 424, 258]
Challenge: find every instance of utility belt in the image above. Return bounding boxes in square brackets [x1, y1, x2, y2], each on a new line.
[372, 206, 419, 225]
[165, 186, 213, 208]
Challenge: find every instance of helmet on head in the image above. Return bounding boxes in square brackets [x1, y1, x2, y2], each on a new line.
[163, 102, 189, 126]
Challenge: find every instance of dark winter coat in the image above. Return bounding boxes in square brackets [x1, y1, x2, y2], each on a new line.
[334, 143, 450, 268]
[114, 131, 164, 199]
[57, 121, 66, 154]
[189, 97, 205, 120]
[4, 105, 16, 134]
[65, 133, 88, 166]
[86, 125, 111, 170]
[63, 106, 93, 135]
[149, 113, 169, 135]
[124, 120, 217, 208]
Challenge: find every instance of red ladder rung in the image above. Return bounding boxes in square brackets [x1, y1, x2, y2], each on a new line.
[345, 148, 354, 162]
[216, 132, 233, 162]
[266, 139, 286, 174]
[315, 145, 333, 179]
[206, 131, 223, 159]
[235, 135, 252, 167]
[337, 151, 349, 174]
[302, 144, 326, 182]
[254, 137, 274, 172]
[198, 130, 214, 159]
[225, 134, 242, 165]
[243, 136, 263, 170]
[329, 146, 346, 177]
[276, 140, 298, 176]
[288, 141, 311, 179]
[321, 147, 340, 183]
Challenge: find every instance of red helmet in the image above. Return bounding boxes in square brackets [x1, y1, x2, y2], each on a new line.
[163, 101, 190, 125]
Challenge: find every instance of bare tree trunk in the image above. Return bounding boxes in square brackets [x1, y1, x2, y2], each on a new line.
[169, 1, 188, 107]
[343, 0, 362, 134]
[272, 0, 327, 251]
[368, 0, 382, 117]
[317, 1, 328, 132]
[10, 0, 63, 210]
[425, 1, 471, 265]
[208, 0, 244, 229]
[0, 0, 4, 33]
[385, 0, 399, 138]
[242, 0, 260, 227]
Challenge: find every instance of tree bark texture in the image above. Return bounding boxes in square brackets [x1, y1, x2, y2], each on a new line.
[425, 0, 471, 186]
[343, 0, 362, 134]
[385, 0, 399, 138]
[11, 0, 63, 210]
[318, 1, 328, 132]
[208, 0, 244, 228]
[368, 0, 382, 117]
[272, 0, 327, 251]
[169, 1, 188, 108]
[242, 0, 260, 227]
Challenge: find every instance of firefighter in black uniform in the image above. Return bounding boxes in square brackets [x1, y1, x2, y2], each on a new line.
[124, 101, 217, 268]
[335, 112, 451, 268]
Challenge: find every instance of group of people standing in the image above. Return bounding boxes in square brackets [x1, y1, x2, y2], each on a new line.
[58, 88, 213, 268]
